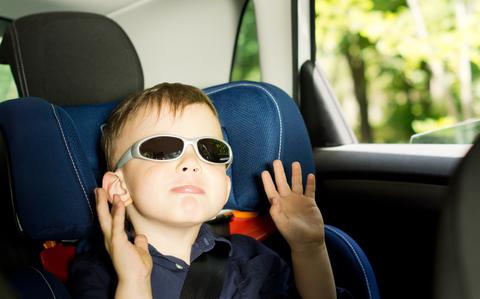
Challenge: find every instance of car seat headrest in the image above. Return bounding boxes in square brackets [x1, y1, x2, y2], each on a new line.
[0, 98, 117, 241]
[0, 81, 314, 241]
[205, 82, 315, 211]
[0, 12, 143, 105]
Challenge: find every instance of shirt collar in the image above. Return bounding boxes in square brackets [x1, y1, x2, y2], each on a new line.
[147, 224, 232, 267]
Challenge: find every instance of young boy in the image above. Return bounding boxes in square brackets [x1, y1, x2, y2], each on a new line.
[71, 83, 341, 299]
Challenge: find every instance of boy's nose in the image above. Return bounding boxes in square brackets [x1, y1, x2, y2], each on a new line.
[177, 145, 201, 173]
[181, 166, 199, 172]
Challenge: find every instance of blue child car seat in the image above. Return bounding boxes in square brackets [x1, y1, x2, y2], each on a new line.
[0, 12, 379, 299]
[0, 11, 143, 299]
[0, 81, 380, 299]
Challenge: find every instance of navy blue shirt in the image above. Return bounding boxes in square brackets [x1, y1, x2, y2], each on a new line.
[70, 225, 351, 298]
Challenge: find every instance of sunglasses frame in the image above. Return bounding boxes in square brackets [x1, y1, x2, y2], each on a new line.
[114, 134, 233, 171]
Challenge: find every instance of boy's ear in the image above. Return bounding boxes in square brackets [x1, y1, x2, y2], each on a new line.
[102, 171, 132, 206]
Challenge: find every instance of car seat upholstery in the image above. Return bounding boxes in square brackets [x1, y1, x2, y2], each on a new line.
[9, 267, 72, 299]
[435, 136, 480, 299]
[0, 81, 379, 299]
[0, 11, 143, 299]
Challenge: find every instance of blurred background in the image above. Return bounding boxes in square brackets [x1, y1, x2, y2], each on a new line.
[232, 0, 480, 143]
[2, 0, 480, 144]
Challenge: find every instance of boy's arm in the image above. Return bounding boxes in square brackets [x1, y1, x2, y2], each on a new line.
[115, 282, 152, 299]
[291, 243, 336, 299]
[261, 160, 336, 299]
[95, 188, 153, 299]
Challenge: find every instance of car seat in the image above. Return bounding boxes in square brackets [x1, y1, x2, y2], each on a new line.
[0, 11, 143, 105]
[0, 12, 379, 299]
[435, 136, 480, 299]
[0, 82, 380, 299]
[0, 11, 143, 299]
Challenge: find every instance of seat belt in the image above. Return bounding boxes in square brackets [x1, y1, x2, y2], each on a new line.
[179, 240, 230, 299]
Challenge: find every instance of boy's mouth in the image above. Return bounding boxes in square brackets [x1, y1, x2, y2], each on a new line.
[171, 185, 205, 194]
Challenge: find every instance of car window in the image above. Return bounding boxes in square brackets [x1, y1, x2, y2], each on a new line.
[315, 0, 480, 144]
[231, 0, 260, 82]
[0, 18, 18, 102]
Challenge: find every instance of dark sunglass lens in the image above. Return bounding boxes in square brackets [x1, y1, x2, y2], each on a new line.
[139, 136, 183, 160]
[198, 138, 230, 163]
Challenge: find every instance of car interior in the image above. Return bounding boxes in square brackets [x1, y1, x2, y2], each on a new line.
[0, 1, 477, 299]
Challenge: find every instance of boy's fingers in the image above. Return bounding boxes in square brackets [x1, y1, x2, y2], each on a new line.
[111, 195, 126, 240]
[134, 234, 149, 252]
[261, 171, 280, 203]
[95, 188, 112, 238]
[305, 174, 316, 198]
[273, 160, 291, 196]
[291, 162, 303, 194]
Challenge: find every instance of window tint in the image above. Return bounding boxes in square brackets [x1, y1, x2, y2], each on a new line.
[231, 0, 261, 82]
[0, 18, 18, 102]
[315, 0, 480, 143]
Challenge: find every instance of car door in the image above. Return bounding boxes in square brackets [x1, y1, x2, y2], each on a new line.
[294, 1, 474, 299]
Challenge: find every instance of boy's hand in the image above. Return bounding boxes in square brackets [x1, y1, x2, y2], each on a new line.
[263, 161, 336, 299]
[95, 188, 153, 297]
[261, 160, 325, 253]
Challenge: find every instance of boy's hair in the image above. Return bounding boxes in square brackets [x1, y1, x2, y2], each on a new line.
[101, 82, 218, 170]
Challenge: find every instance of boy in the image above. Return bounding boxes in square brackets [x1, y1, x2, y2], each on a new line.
[71, 83, 340, 299]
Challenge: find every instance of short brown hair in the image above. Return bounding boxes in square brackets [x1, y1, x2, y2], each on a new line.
[101, 82, 217, 170]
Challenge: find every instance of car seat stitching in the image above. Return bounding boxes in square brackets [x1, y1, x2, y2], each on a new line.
[50, 104, 94, 219]
[29, 266, 57, 299]
[206, 83, 283, 160]
[325, 225, 373, 299]
[3, 137, 25, 232]
[10, 24, 29, 96]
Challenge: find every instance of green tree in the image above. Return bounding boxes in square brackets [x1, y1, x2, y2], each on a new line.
[231, 1, 261, 82]
[316, 0, 480, 143]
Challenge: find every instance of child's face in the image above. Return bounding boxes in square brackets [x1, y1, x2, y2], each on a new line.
[113, 103, 231, 227]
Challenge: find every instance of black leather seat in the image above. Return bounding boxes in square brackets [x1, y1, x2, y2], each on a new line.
[0, 11, 143, 105]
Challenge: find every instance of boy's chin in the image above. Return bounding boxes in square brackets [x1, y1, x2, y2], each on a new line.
[172, 196, 220, 223]
[179, 195, 200, 213]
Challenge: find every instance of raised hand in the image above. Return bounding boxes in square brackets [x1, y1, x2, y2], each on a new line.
[261, 160, 325, 252]
[95, 188, 153, 298]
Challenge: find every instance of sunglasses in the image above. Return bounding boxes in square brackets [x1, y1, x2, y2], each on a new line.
[115, 134, 233, 170]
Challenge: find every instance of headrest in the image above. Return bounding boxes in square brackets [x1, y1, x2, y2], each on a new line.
[205, 82, 315, 211]
[0, 81, 314, 241]
[0, 12, 143, 105]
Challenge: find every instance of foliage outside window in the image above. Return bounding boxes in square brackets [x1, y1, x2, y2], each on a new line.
[315, 0, 480, 143]
[231, 0, 261, 82]
[0, 19, 18, 102]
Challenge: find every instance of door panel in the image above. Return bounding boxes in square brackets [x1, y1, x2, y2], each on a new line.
[314, 145, 466, 299]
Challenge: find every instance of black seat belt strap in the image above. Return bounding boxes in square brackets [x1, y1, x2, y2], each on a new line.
[179, 240, 230, 299]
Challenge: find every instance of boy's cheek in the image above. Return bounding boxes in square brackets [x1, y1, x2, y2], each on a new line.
[225, 175, 232, 197]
